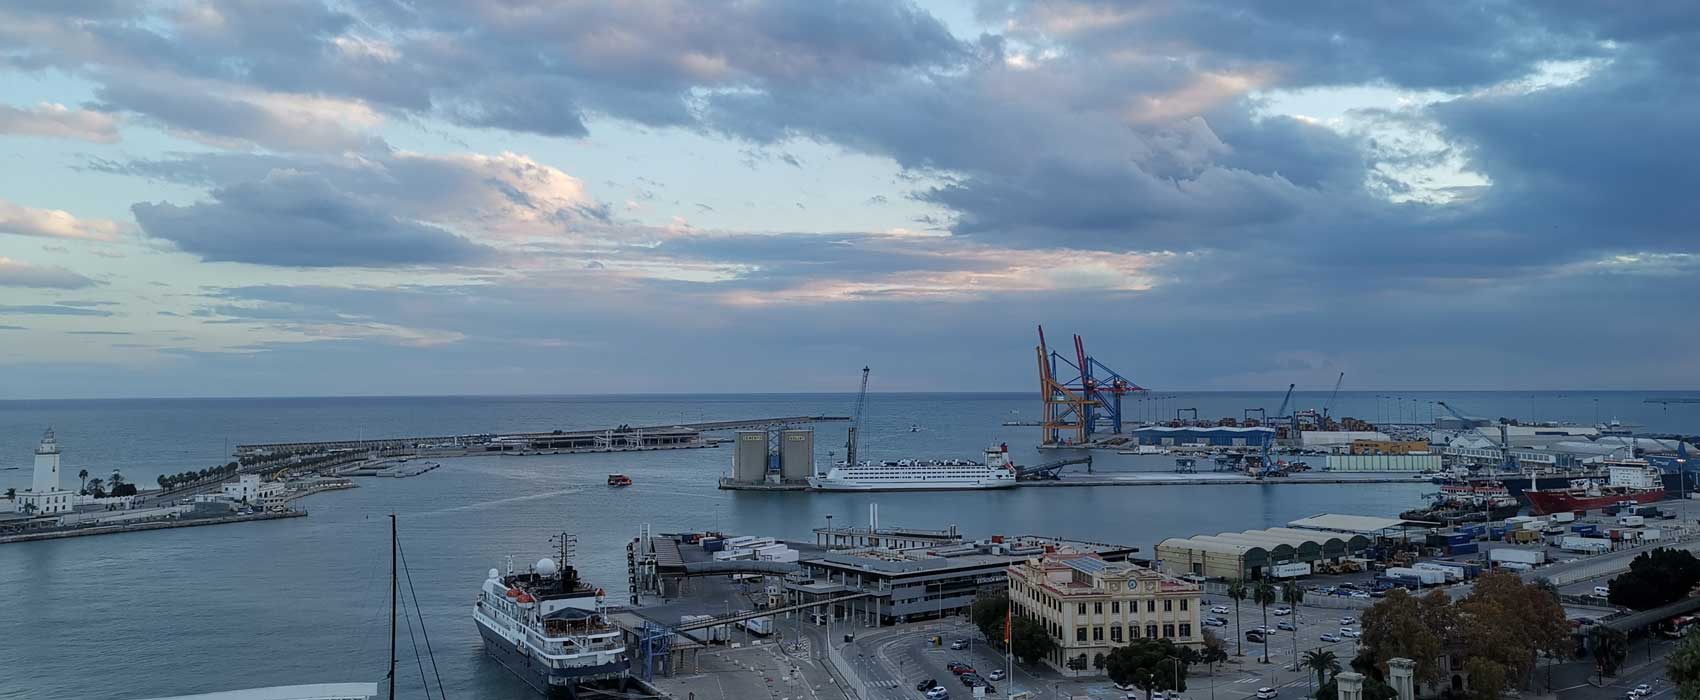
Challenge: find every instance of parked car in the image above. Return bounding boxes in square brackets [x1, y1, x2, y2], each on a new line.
[1349, 592, 1371, 599]
[917, 679, 938, 691]
[987, 669, 1006, 681]
[950, 639, 970, 650]
[1277, 621, 1296, 631]
[960, 674, 983, 687]
[926, 687, 950, 700]
[947, 662, 973, 675]
[1339, 617, 1356, 625]
[1256, 687, 1280, 700]
[1246, 630, 1266, 642]
[1211, 606, 1231, 615]
[1594, 586, 1612, 598]
[1320, 633, 1342, 642]
[1273, 607, 1292, 616]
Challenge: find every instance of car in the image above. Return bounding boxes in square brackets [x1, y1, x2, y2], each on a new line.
[1211, 606, 1231, 615]
[948, 662, 973, 675]
[1349, 592, 1371, 599]
[1115, 682, 1138, 692]
[1203, 617, 1227, 627]
[1594, 586, 1612, 598]
[1633, 685, 1652, 696]
[926, 687, 950, 700]
[1337, 583, 1360, 591]
[1278, 621, 1296, 631]
[960, 674, 983, 687]
[918, 679, 938, 691]
[1246, 631, 1266, 642]
[1273, 607, 1293, 616]
[1339, 617, 1356, 625]
[1256, 687, 1280, 700]
[1320, 633, 1342, 642]
[987, 669, 1006, 681]
[1341, 629, 1361, 639]
[950, 639, 970, 650]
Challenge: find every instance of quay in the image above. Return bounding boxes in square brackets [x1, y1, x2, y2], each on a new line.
[234, 415, 848, 458]
[0, 509, 305, 545]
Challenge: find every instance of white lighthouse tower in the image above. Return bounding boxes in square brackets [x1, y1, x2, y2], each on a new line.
[16, 428, 73, 515]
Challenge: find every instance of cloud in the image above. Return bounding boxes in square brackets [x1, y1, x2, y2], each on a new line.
[0, 197, 122, 240]
[66, 330, 131, 335]
[0, 102, 120, 142]
[131, 170, 493, 267]
[0, 304, 114, 316]
[0, 257, 99, 288]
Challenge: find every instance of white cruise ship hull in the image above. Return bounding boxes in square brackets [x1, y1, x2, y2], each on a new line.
[807, 476, 1017, 491]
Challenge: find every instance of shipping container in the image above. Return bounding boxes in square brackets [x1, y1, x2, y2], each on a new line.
[1498, 561, 1534, 571]
[1560, 536, 1611, 554]
[1270, 562, 1312, 578]
[702, 537, 726, 552]
[1619, 515, 1646, 527]
[1385, 567, 1447, 585]
[1552, 512, 1576, 523]
[1447, 543, 1480, 557]
[1570, 524, 1599, 534]
[1489, 548, 1546, 565]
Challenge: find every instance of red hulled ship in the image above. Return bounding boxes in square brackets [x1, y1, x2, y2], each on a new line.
[1524, 459, 1665, 515]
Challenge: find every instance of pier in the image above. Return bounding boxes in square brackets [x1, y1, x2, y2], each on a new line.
[0, 510, 305, 545]
[234, 415, 849, 458]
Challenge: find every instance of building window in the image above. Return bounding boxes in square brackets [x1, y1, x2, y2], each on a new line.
[1163, 624, 1175, 638]
[1147, 600, 1155, 612]
[1146, 625, 1158, 639]
[1111, 626, 1124, 642]
[1111, 601, 1120, 614]
[1078, 603, 1087, 615]
[1180, 599, 1189, 611]
[1093, 626, 1104, 641]
[1179, 623, 1192, 638]
[1163, 599, 1172, 612]
[1076, 627, 1087, 642]
[1094, 602, 1103, 615]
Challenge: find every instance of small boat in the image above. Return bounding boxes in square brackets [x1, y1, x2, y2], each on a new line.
[909, 424, 921, 432]
[606, 474, 632, 487]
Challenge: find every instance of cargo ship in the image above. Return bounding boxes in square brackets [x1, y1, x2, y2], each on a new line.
[473, 544, 630, 698]
[1523, 459, 1666, 515]
[1400, 481, 1521, 523]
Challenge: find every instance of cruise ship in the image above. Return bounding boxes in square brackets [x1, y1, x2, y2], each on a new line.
[808, 445, 1019, 491]
[473, 549, 630, 698]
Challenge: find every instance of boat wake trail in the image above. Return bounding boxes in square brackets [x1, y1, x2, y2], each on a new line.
[418, 488, 584, 516]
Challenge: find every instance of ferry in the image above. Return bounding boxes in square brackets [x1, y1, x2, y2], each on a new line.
[807, 444, 1018, 491]
[606, 474, 632, 487]
[1524, 459, 1666, 515]
[473, 549, 630, 698]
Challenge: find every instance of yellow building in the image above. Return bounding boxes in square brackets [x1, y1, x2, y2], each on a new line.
[1008, 552, 1202, 675]
[1348, 439, 1429, 455]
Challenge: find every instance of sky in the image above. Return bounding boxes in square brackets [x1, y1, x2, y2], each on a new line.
[0, 0, 1696, 398]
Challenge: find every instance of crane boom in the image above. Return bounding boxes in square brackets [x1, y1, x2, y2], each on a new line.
[1323, 372, 1344, 418]
[846, 366, 870, 466]
[1275, 383, 1296, 419]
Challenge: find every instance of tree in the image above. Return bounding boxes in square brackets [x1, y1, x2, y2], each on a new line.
[1254, 580, 1277, 663]
[971, 590, 1009, 643]
[1667, 634, 1700, 700]
[1010, 616, 1057, 665]
[1094, 653, 1106, 671]
[85, 477, 105, 498]
[22, 501, 37, 515]
[79, 468, 88, 493]
[1459, 570, 1572, 691]
[1360, 589, 1445, 683]
[1282, 581, 1306, 670]
[110, 482, 138, 497]
[1610, 548, 1700, 611]
[157, 475, 168, 488]
[1302, 649, 1341, 688]
[3, 487, 14, 500]
[1590, 626, 1629, 678]
[109, 470, 125, 488]
[1105, 638, 1190, 700]
[1227, 580, 1248, 656]
[1463, 657, 1508, 700]
[1200, 645, 1230, 674]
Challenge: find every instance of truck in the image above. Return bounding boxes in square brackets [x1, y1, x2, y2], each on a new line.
[680, 614, 730, 643]
[1385, 567, 1446, 586]
[1559, 536, 1612, 554]
[738, 615, 774, 636]
[1619, 515, 1646, 527]
[1497, 561, 1533, 571]
[1489, 548, 1546, 566]
[1552, 512, 1576, 523]
[1270, 562, 1312, 578]
[1414, 562, 1466, 583]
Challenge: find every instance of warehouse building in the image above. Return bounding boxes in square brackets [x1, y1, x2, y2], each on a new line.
[1155, 526, 1371, 580]
[1130, 426, 1274, 447]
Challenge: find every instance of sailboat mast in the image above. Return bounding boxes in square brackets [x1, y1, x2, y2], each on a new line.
[389, 513, 398, 700]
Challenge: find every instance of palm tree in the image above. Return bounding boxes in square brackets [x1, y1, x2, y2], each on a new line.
[85, 477, 104, 497]
[1253, 580, 1277, 663]
[1281, 581, 1305, 671]
[4, 487, 14, 500]
[1301, 649, 1341, 688]
[78, 468, 89, 493]
[109, 470, 126, 488]
[1227, 580, 1248, 657]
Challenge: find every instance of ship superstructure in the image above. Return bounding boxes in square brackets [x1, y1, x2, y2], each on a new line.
[473, 536, 629, 698]
[808, 445, 1018, 491]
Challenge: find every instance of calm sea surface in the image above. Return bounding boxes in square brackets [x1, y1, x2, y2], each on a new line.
[1, 392, 1695, 700]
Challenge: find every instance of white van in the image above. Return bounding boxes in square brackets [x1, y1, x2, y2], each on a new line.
[1594, 586, 1611, 598]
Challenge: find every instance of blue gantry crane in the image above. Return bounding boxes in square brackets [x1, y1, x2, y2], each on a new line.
[1037, 326, 1146, 445]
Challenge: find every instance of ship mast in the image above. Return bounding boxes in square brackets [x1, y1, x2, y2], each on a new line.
[388, 513, 398, 700]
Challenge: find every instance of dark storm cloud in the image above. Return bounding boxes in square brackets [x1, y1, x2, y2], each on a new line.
[131, 171, 492, 267]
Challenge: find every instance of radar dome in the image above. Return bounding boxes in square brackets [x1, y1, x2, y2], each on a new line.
[535, 558, 559, 576]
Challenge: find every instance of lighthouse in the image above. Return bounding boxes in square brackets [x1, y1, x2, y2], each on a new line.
[15, 428, 73, 515]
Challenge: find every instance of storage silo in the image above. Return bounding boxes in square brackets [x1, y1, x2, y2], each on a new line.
[734, 431, 769, 483]
[779, 429, 815, 481]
